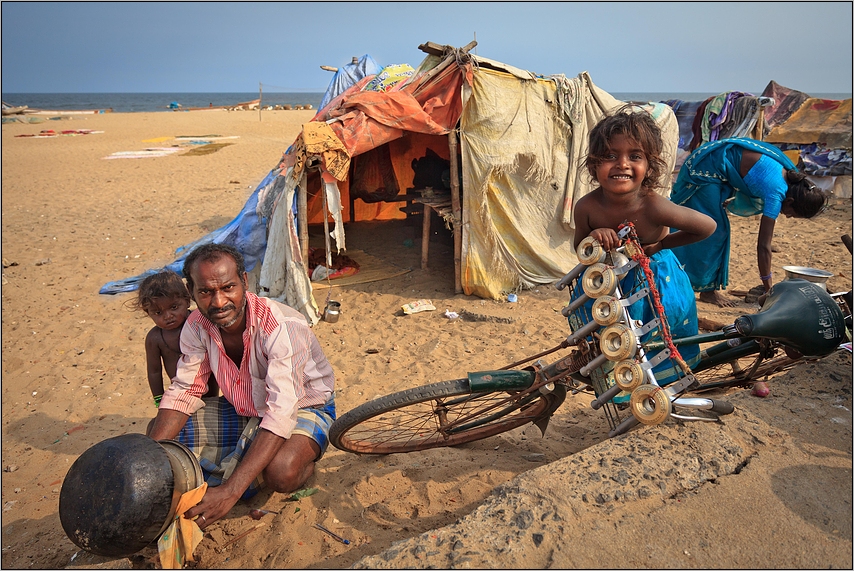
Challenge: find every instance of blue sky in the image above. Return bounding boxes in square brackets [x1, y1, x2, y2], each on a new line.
[2, 2, 852, 95]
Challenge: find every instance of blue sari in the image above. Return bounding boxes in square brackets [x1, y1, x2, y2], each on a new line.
[670, 138, 795, 292]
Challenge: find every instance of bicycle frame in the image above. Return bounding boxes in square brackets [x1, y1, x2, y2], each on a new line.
[327, 236, 850, 454]
[506, 232, 848, 437]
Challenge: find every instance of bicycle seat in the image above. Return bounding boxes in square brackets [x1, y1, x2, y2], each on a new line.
[734, 279, 846, 357]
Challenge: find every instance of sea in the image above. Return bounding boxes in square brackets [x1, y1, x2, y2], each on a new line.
[3, 91, 851, 113]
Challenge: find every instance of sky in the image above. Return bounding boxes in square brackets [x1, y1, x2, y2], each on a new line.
[2, 2, 852, 95]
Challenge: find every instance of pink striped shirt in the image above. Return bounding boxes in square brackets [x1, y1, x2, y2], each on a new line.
[159, 291, 335, 439]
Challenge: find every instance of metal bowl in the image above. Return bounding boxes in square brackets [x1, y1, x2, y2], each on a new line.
[782, 266, 834, 290]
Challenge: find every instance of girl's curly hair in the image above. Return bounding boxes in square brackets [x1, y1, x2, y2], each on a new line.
[125, 270, 190, 313]
[584, 104, 667, 194]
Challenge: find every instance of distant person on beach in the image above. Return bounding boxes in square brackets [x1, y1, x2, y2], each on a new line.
[670, 138, 828, 307]
[147, 244, 336, 529]
[573, 105, 716, 385]
[128, 271, 218, 417]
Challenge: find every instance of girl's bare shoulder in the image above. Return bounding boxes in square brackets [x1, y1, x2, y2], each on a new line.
[575, 188, 604, 208]
[144, 326, 163, 348]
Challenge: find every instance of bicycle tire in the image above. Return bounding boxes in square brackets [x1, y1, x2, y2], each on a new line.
[690, 353, 799, 393]
[329, 378, 560, 454]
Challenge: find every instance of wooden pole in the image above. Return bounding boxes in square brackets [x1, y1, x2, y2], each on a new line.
[298, 171, 309, 265]
[259, 82, 262, 122]
[754, 105, 766, 141]
[448, 128, 463, 294]
[421, 204, 431, 270]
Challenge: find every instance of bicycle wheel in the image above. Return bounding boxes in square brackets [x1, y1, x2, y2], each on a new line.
[329, 379, 563, 454]
[690, 352, 799, 393]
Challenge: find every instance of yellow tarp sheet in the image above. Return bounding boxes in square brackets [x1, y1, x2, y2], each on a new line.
[459, 69, 678, 299]
[766, 98, 852, 150]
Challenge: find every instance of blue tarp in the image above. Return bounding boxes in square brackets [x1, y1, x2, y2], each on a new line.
[317, 54, 382, 113]
[101, 53, 384, 296]
[99, 169, 276, 294]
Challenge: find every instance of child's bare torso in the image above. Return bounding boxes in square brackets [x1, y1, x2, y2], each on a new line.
[152, 325, 219, 397]
[154, 326, 183, 379]
[583, 189, 669, 245]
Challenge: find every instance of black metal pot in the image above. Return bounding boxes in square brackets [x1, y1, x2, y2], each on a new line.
[59, 433, 176, 557]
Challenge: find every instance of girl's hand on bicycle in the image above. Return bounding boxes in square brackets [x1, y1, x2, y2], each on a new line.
[588, 228, 622, 252]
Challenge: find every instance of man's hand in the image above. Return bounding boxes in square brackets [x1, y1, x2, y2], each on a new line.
[181, 428, 286, 529]
[184, 483, 241, 530]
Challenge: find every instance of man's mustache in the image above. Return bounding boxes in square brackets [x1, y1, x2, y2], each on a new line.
[209, 303, 236, 314]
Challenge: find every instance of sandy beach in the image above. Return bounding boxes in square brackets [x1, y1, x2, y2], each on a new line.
[1, 109, 851, 569]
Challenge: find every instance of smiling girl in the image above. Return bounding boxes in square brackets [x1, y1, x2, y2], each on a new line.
[572, 105, 716, 391]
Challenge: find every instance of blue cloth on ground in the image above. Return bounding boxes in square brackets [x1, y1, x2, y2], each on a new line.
[669, 138, 796, 293]
[99, 169, 277, 295]
[622, 250, 700, 378]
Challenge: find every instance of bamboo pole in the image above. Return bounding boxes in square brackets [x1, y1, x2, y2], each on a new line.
[259, 82, 262, 122]
[448, 128, 463, 294]
[298, 171, 309, 265]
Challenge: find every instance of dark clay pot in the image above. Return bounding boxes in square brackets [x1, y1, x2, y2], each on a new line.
[59, 433, 175, 557]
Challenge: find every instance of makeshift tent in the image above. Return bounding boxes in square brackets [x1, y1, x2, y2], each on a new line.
[763, 91, 852, 150]
[101, 41, 680, 327]
[257, 41, 679, 324]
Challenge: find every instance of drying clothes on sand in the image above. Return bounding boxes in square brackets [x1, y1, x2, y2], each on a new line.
[16, 129, 103, 138]
[670, 138, 796, 293]
[103, 147, 183, 159]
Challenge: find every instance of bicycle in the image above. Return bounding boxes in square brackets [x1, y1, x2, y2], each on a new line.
[329, 227, 851, 454]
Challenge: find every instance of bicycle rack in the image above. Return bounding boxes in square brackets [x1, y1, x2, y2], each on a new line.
[558, 229, 720, 437]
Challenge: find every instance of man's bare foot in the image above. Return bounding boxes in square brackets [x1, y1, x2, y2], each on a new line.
[698, 290, 736, 308]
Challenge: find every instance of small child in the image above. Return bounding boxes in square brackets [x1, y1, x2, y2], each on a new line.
[129, 271, 217, 411]
[573, 105, 716, 382]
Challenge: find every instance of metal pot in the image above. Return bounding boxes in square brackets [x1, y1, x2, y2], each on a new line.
[324, 300, 341, 323]
[59, 433, 203, 558]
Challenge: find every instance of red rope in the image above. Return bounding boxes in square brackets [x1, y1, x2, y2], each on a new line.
[618, 222, 691, 376]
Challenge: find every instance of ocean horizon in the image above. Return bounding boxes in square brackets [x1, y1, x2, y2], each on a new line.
[4, 90, 851, 114]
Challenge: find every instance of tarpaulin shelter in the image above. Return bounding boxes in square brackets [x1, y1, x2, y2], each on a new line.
[100, 41, 679, 325]
[660, 81, 852, 190]
[760, 81, 852, 184]
[763, 83, 852, 150]
[256, 41, 679, 324]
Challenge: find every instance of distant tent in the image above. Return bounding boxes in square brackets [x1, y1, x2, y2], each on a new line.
[661, 82, 852, 180]
[760, 81, 852, 180]
[763, 91, 852, 150]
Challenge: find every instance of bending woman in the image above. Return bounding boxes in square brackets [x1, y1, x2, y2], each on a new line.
[670, 137, 827, 307]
